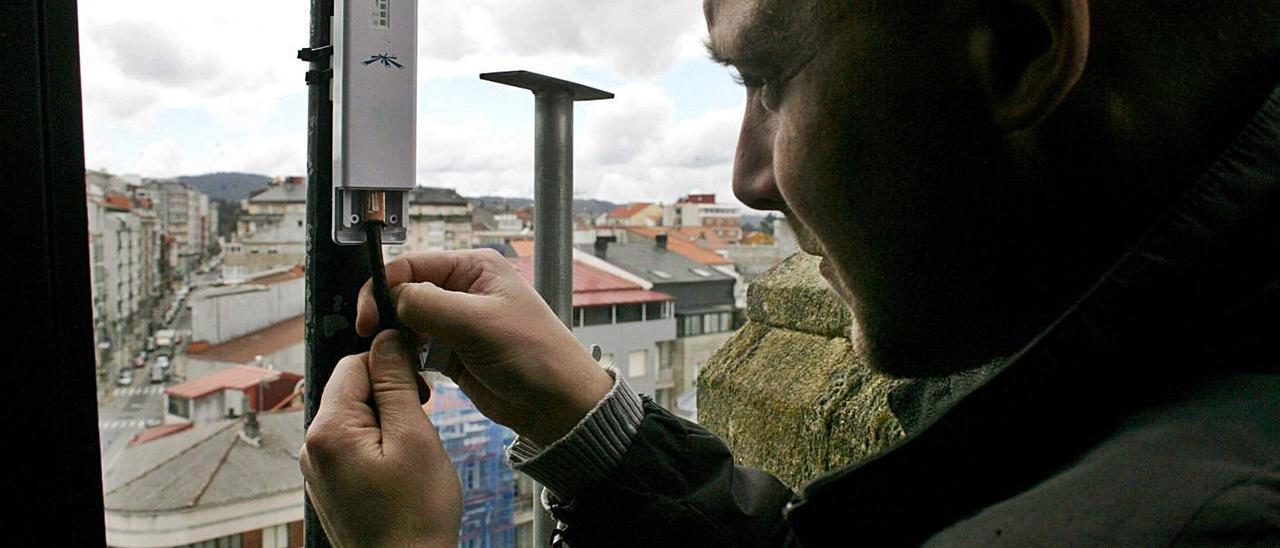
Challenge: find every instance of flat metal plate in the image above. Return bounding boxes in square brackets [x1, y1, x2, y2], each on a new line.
[480, 71, 614, 101]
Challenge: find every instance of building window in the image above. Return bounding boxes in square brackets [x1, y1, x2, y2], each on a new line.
[704, 313, 721, 333]
[645, 301, 669, 320]
[168, 397, 190, 419]
[628, 350, 647, 378]
[262, 523, 289, 548]
[616, 304, 642, 323]
[582, 306, 612, 326]
[681, 314, 703, 337]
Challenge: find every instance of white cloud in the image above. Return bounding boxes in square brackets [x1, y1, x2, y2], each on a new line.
[417, 0, 706, 78]
[414, 81, 746, 208]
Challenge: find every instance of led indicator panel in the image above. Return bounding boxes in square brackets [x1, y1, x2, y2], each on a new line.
[371, 0, 389, 28]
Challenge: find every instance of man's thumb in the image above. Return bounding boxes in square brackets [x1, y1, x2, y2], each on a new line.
[367, 330, 426, 431]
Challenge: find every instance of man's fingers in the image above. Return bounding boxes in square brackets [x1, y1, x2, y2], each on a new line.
[368, 330, 429, 436]
[356, 249, 506, 337]
[392, 281, 488, 338]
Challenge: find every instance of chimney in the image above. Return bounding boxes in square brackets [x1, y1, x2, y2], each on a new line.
[656, 233, 668, 250]
[594, 235, 616, 259]
[238, 411, 262, 447]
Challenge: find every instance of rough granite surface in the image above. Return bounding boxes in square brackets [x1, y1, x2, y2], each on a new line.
[700, 253, 905, 491]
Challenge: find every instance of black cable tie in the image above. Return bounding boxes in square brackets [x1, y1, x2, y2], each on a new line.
[304, 69, 333, 86]
[296, 45, 333, 63]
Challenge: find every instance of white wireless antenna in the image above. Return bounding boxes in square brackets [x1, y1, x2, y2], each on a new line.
[331, 0, 417, 245]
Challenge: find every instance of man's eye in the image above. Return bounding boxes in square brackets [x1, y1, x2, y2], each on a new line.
[730, 69, 782, 111]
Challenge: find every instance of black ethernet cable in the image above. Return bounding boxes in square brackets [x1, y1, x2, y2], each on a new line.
[363, 191, 432, 405]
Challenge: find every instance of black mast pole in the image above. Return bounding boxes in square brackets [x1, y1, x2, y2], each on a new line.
[300, 0, 361, 545]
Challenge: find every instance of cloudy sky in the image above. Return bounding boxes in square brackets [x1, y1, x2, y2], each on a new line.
[78, 0, 752, 208]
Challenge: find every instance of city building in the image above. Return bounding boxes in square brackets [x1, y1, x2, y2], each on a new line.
[221, 212, 306, 282]
[87, 171, 171, 392]
[508, 255, 676, 399]
[236, 176, 306, 234]
[163, 365, 303, 424]
[661, 194, 743, 241]
[103, 410, 305, 548]
[183, 314, 305, 388]
[580, 236, 737, 416]
[225, 177, 307, 280]
[189, 265, 304, 346]
[396, 187, 474, 255]
[428, 382, 516, 548]
[145, 179, 215, 279]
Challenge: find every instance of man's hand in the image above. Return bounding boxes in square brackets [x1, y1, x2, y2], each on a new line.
[356, 248, 614, 446]
[300, 331, 462, 548]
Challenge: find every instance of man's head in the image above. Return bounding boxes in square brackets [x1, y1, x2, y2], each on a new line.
[705, 0, 1280, 377]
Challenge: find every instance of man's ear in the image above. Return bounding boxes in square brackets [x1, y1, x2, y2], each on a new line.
[969, 0, 1090, 131]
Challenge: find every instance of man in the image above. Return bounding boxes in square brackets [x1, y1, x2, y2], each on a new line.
[301, 0, 1280, 545]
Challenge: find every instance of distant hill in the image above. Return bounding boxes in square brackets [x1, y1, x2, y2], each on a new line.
[179, 172, 273, 203]
[466, 195, 618, 217]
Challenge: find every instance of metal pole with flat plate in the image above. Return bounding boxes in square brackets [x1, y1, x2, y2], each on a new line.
[481, 70, 613, 545]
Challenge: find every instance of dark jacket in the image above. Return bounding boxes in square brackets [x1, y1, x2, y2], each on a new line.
[536, 86, 1280, 546]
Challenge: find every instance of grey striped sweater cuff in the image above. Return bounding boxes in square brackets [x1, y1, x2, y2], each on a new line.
[506, 367, 645, 500]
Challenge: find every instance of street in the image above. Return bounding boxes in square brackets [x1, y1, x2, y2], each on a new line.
[98, 260, 214, 480]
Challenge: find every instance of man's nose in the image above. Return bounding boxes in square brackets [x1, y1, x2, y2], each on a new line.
[732, 94, 786, 211]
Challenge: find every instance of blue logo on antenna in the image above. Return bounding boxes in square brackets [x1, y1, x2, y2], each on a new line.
[363, 53, 404, 69]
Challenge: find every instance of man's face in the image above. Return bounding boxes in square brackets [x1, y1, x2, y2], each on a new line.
[706, 0, 1023, 377]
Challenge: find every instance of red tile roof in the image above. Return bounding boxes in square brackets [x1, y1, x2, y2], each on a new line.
[510, 240, 535, 258]
[166, 365, 302, 400]
[572, 289, 673, 307]
[186, 315, 304, 364]
[103, 193, 132, 211]
[624, 228, 735, 265]
[608, 203, 653, 219]
[507, 257, 673, 307]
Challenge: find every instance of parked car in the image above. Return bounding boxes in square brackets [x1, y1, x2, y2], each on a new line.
[149, 363, 165, 384]
[117, 371, 133, 386]
[156, 356, 170, 370]
[133, 355, 146, 369]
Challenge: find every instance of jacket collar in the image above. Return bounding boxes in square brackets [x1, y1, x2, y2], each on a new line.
[786, 83, 1280, 546]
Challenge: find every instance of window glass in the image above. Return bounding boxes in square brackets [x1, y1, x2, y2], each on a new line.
[168, 397, 190, 418]
[704, 313, 720, 333]
[616, 304, 642, 323]
[644, 301, 664, 321]
[583, 306, 612, 326]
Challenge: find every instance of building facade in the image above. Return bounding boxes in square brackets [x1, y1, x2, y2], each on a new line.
[661, 194, 743, 242]
[396, 187, 474, 256]
[580, 236, 738, 417]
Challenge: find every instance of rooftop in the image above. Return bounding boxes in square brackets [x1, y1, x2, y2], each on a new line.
[247, 181, 307, 204]
[625, 227, 734, 265]
[578, 240, 736, 285]
[104, 411, 303, 513]
[186, 315, 304, 364]
[627, 226, 733, 251]
[607, 203, 654, 219]
[509, 240, 534, 258]
[166, 365, 301, 400]
[410, 186, 469, 205]
[508, 257, 673, 307]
